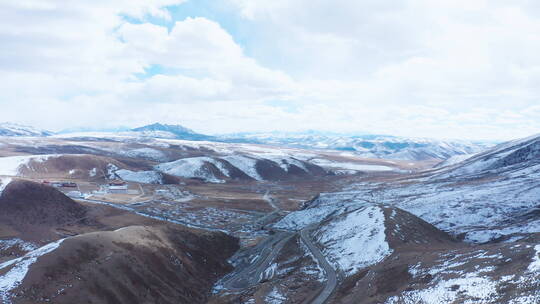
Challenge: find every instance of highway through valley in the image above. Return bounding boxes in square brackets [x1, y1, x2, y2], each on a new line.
[79, 194, 339, 303]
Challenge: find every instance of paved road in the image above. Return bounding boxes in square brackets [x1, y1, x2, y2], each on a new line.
[300, 225, 338, 304]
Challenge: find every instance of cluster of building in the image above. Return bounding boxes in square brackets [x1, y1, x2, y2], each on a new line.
[107, 180, 128, 193]
[42, 179, 130, 195]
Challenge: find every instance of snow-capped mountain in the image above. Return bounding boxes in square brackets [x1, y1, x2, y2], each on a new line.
[131, 123, 215, 141]
[0, 122, 52, 137]
[219, 131, 490, 161]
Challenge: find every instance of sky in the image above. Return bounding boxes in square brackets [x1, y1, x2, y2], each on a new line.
[1, 0, 540, 140]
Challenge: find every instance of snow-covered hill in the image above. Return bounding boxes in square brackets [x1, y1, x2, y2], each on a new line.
[0, 138, 403, 185]
[154, 154, 327, 183]
[0, 122, 52, 137]
[220, 132, 489, 161]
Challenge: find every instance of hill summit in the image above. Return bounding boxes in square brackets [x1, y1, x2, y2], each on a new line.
[132, 123, 214, 141]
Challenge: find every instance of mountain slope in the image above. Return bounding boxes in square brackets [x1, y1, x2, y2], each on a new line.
[2, 225, 239, 304]
[268, 199, 540, 304]
[306, 133, 540, 243]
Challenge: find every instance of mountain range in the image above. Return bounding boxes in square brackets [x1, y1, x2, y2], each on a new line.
[219, 131, 491, 161]
[0, 122, 491, 161]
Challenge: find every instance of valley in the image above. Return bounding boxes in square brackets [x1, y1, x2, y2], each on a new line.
[4, 1, 540, 302]
[0, 124, 539, 303]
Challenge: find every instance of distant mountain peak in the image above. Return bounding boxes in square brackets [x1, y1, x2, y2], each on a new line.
[131, 123, 213, 141]
[0, 122, 53, 137]
[132, 123, 196, 135]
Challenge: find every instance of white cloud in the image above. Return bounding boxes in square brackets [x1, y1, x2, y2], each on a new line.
[224, 0, 540, 140]
[1, 0, 540, 140]
[0, 1, 294, 132]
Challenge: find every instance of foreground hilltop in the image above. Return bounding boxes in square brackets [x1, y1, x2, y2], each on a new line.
[0, 180, 240, 304]
[6, 225, 238, 304]
[0, 180, 87, 240]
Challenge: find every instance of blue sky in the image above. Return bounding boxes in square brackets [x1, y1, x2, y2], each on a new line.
[1, 0, 540, 140]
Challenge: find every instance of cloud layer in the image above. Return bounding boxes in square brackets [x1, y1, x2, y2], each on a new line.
[1, 0, 540, 140]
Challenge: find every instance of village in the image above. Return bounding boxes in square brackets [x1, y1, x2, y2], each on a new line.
[41, 179, 135, 200]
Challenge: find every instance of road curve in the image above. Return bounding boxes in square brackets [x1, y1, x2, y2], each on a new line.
[300, 226, 338, 304]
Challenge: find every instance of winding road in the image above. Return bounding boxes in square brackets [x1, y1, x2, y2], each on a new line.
[300, 225, 338, 304]
[221, 191, 339, 303]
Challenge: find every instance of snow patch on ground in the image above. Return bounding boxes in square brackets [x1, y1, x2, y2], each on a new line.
[265, 286, 286, 304]
[0, 177, 12, 196]
[123, 147, 168, 162]
[89, 167, 97, 177]
[528, 245, 540, 272]
[0, 239, 64, 303]
[313, 206, 393, 275]
[106, 163, 119, 179]
[386, 272, 498, 304]
[261, 155, 308, 172]
[221, 155, 262, 180]
[0, 155, 55, 176]
[116, 169, 163, 184]
[0, 239, 37, 252]
[310, 158, 394, 172]
[273, 204, 347, 231]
